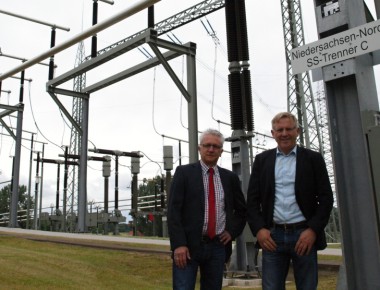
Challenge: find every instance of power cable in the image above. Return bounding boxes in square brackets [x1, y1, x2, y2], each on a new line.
[87, 163, 102, 172]
[251, 87, 282, 114]
[210, 31, 222, 127]
[0, 125, 3, 156]
[139, 151, 163, 176]
[0, 91, 12, 156]
[165, 32, 188, 130]
[151, 67, 160, 137]
[6, 92, 15, 156]
[200, 16, 230, 128]
[138, 46, 153, 59]
[88, 139, 97, 151]
[118, 159, 131, 172]
[27, 81, 63, 151]
[59, 110, 67, 147]
[168, 32, 182, 45]
[137, 42, 164, 139]
[199, 16, 282, 121]
[178, 55, 187, 130]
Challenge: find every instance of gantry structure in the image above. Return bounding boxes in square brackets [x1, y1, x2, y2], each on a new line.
[68, 0, 338, 239]
[68, 0, 226, 228]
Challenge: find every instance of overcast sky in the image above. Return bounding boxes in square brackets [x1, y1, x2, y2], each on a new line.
[0, 0, 378, 218]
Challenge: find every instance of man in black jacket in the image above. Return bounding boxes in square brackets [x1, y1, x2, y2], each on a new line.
[168, 128, 246, 290]
[247, 112, 333, 290]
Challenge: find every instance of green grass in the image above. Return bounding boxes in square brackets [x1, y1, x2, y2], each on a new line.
[0, 235, 339, 289]
[0, 236, 172, 290]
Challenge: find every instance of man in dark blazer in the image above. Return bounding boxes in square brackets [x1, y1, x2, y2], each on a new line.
[247, 112, 333, 290]
[168, 128, 246, 290]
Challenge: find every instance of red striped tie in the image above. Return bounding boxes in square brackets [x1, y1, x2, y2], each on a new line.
[208, 167, 216, 239]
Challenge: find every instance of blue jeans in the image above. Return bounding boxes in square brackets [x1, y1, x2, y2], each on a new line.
[172, 238, 225, 290]
[262, 227, 318, 290]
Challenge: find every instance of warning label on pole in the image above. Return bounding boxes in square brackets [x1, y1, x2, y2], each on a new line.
[290, 19, 380, 74]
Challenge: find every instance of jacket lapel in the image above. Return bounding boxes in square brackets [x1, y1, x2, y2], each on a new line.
[295, 146, 304, 191]
[194, 162, 206, 214]
[268, 149, 277, 195]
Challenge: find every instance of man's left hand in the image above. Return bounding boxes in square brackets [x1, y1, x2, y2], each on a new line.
[295, 228, 316, 256]
[219, 230, 232, 245]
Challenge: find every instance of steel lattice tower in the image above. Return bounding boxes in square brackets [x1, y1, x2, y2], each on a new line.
[315, 83, 334, 187]
[315, 83, 339, 240]
[67, 41, 85, 232]
[281, 0, 322, 150]
[281, 0, 339, 241]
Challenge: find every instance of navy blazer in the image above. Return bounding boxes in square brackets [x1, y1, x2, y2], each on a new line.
[246, 146, 333, 250]
[167, 161, 246, 257]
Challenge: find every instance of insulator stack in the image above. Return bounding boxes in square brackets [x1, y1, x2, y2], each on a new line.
[225, 0, 253, 132]
[131, 178, 137, 214]
[236, 0, 249, 61]
[48, 29, 56, 80]
[225, 0, 239, 62]
[229, 72, 244, 130]
[148, 6, 154, 28]
[242, 69, 254, 131]
[91, 0, 98, 58]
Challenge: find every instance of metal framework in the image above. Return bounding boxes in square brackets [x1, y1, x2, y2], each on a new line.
[280, 0, 338, 240]
[281, 0, 322, 150]
[64, 0, 339, 239]
[312, 0, 380, 287]
[47, 27, 198, 232]
[67, 0, 226, 228]
[84, 0, 225, 61]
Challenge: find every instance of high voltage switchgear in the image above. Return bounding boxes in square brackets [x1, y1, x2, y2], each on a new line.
[225, 0, 253, 132]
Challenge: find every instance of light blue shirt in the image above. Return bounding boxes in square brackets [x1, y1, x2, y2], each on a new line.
[273, 146, 306, 224]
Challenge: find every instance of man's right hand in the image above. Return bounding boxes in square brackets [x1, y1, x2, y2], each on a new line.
[173, 246, 191, 268]
[257, 228, 277, 252]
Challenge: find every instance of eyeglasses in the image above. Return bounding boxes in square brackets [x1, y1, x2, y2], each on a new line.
[201, 143, 223, 149]
[273, 126, 297, 133]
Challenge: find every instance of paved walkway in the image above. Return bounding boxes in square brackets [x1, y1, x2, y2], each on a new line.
[319, 247, 342, 256]
[0, 227, 170, 246]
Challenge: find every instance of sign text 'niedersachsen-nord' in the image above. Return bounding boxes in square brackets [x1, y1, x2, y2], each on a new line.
[290, 19, 380, 74]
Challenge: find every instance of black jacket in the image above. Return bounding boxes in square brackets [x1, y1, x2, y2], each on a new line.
[247, 146, 333, 250]
[167, 161, 246, 259]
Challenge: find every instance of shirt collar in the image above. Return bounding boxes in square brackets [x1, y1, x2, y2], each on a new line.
[276, 145, 297, 156]
[200, 160, 218, 174]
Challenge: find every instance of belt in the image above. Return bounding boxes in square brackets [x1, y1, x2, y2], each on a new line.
[272, 221, 308, 231]
[201, 235, 219, 243]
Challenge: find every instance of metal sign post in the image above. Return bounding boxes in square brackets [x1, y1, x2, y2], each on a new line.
[298, 1, 380, 289]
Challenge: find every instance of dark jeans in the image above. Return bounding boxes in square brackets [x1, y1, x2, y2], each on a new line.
[172, 238, 225, 290]
[262, 227, 318, 290]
